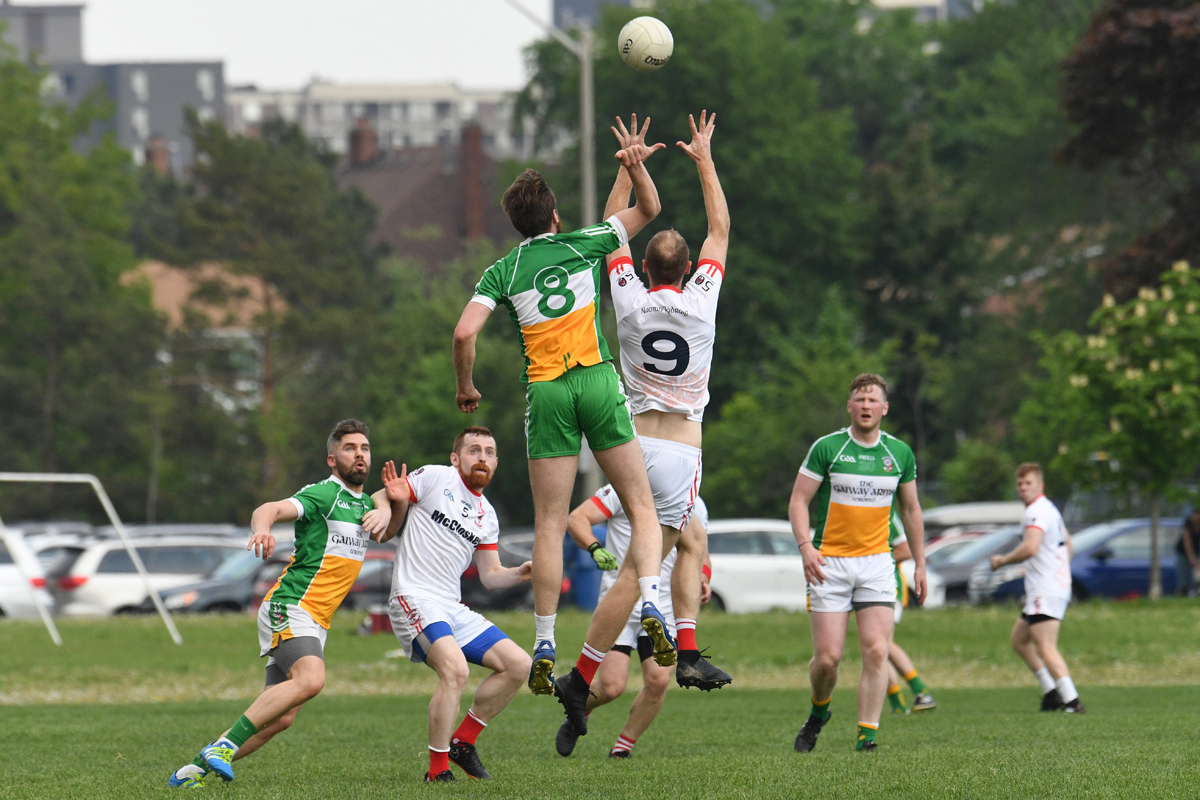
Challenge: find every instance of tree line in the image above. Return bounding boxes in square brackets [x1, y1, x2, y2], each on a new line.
[1, 0, 1197, 531]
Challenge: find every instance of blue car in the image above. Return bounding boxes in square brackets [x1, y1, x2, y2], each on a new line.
[969, 518, 1181, 602]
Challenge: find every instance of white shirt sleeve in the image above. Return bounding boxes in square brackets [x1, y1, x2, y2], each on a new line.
[605, 215, 629, 250]
[607, 255, 647, 322]
[288, 497, 305, 520]
[591, 484, 623, 519]
[683, 258, 725, 319]
[405, 465, 442, 504]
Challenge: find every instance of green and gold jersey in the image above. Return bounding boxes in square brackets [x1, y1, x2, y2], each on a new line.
[470, 217, 629, 383]
[264, 476, 375, 629]
[798, 428, 917, 557]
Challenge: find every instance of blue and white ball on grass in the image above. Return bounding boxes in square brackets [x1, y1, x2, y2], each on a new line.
[618, 16, 674, 72]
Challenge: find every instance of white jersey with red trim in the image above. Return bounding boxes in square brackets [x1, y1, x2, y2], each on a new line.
[1021, 495, 1071, 602]
[608, 255, 724, 422]
[390, 465, 499, 603]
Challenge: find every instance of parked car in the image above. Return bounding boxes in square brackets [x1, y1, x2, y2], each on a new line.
[898, 558, 948, 609]
[927, 527, 1023, 603]
[0, 529, 56, 618]
[54, 534, 247, 615]
[461, 529, 537, 611]
[245, 542, 403, 613]
[970, 518, 1183, 603]
[922, 503, 1026, 542]
[705, 519, 806, 613]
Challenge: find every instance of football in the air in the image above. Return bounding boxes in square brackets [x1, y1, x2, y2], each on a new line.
[618, 16, 673, 72]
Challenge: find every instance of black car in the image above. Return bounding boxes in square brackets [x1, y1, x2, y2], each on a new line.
[927, 527, 1023, 603]
[148, 545, 296, 613]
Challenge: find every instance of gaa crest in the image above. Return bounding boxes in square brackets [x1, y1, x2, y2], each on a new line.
[882, 457, 895, 473]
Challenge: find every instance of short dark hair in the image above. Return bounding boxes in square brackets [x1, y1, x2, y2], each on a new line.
[644, 229, 690, 285]
[327, 419, 369, 455]
[849, 373, 888, 399]
[1015, 462, 1043, 480]
[454, 425, 495, 454]
[502, 169, 557, 239]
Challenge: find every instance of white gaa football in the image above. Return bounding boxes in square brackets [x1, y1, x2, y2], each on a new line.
[618, 16, 674, 73]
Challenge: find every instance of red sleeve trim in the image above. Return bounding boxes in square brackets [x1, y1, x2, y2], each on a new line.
[608, 255, 634, 276]
[1024, 525, 1044, 534]
[475, 543, 498, 551]
[701, 564, 712, 581]
[590, 495, 614, 519]
[406, 477, 417, 504]
[698, 259, 724, 277]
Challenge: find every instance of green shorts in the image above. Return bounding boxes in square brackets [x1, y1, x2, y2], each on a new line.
[525, 362, 636, 459]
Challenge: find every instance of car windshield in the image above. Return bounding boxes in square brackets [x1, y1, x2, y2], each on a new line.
[944, 529, 1020, 565]
[926, 539, 978, 565]
[211, 550, 274, 581]
[1070, 521, 1137, 552]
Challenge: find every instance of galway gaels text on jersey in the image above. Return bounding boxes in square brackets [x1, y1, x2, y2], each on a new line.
[608, 255, 724, 421]
[799, 429, 917, 558]
[266, 475, 375, 628]
[470, 217, 630, 383]
[392, 465, 500, 603]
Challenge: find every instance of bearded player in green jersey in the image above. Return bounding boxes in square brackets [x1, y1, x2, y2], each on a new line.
[789, 374, 928, 753]
[168, 420, 402, 788]
[452, 117, 677, 732]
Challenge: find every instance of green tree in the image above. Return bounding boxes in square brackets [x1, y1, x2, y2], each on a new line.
[940, 439, 1015, 503]
[0, 45, 163, 521]
[1016, 261, 1200, 598]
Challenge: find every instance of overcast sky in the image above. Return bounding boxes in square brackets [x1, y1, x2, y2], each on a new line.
[22, 0, 555, 89]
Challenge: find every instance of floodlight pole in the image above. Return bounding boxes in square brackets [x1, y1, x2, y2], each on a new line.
[0, 472, 183, 645]
[500, 0, 597, 226]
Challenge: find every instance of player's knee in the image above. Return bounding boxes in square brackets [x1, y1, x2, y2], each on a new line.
[813, 650, 841, 675]
[644, 667, 671, 696]
[293, 671, 325, 700]
[505, 650, 533, 680]
[441, 659, 471, 691]
[861, 638, 889, 667]
[593, 672, 627, 702]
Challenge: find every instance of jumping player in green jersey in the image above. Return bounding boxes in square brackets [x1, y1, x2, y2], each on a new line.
[168, 420, 401, 788]
[452, 117, 677, 721]
[886, 513, 936, 714]
[789, 374, 928, 753]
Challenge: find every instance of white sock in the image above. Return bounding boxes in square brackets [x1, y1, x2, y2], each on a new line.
[215, 736, 240, 755]
[1056, 676, 1078, 704]
[534, 614, 556, 647]
[1034, 667, 1056, 694]
[174, 764, 205, 780]
[638, 576, 661, 607]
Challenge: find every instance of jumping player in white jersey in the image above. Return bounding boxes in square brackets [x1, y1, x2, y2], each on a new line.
[588, 110, 732, 703]
[989, 463, 1084, 713]
[555, 486, 714, 759]
[366, 426, 535, 782]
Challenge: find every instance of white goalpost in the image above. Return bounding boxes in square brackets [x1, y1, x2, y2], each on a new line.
[0, 472, 183, 645]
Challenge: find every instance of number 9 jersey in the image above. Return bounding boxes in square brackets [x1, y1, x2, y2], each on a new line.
[608, 254, 724, 421]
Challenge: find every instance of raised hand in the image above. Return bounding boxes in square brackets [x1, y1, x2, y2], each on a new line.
[676, 110, 716, 163]
[615, 141, 665, 169]
[381, 460, 409, 503]
[611, 113, 655, 153]
[457, 385, 481, 414]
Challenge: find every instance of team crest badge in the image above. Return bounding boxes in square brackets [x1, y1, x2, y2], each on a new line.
[618, 276, 628, 286]
[882, 457, 895, 473]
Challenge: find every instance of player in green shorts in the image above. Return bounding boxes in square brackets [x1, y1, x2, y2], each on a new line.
[451, 116, 677, 724]
[886, 512, 937, 714]
[168, 420, 401, 788]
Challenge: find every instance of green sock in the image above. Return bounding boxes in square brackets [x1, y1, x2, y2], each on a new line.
[225, 715, 260, 748]
[856, 724, 878, 749]
[886, 687, 905, 711]
[905, 670, 927, 695]
[810, 696, 831, 721]
[190, 756, 208, 771]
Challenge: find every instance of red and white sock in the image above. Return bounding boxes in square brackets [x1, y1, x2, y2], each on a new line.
[451, 709, 487, 746]
[428, 747, 449, 778]
[676, 618, 698, 652]
[575, 642, 606, 684]
[611, 734, 636, 755]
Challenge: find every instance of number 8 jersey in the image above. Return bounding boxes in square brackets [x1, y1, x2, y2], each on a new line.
[608, 254, 724, 421]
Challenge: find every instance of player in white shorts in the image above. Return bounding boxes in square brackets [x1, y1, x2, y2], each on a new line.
[885, 513, 936, 714]
[593, 110, 730, 696]
[555, 485, 714, 759]
[368, 426, 534, 782]
[789, 374, 927, 753]
[989, 462, 1084, 713]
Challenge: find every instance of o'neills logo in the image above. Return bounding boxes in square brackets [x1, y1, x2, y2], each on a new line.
[431, 509, 483, 546]
[643, 54, 670, 67]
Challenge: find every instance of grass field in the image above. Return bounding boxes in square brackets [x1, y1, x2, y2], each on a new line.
[3, 601, 1200, 798]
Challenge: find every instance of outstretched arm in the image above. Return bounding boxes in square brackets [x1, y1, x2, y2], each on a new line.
[248, 500, 300, 559]
[475, 548, 533, 590]
[610, 114, 664, 239]
[603, 166, 633, 222]
[453, 302, 492, 413]
[677, 110, 729, 265]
